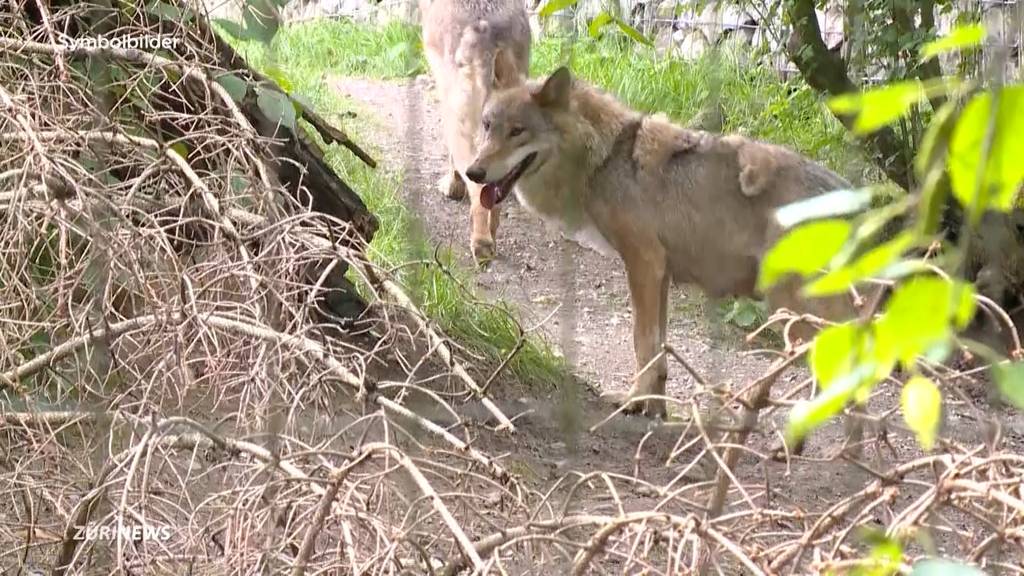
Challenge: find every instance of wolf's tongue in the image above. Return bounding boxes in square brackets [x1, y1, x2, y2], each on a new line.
[480, 184, 497, 210]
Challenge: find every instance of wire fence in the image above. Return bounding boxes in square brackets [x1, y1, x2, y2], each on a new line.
[288, 0, 1023, 82]
[525, 0, 1023, 82]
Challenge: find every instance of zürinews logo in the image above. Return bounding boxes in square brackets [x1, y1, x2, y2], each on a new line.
[74, 523, 173, 542]
[57, 33, 180, 51]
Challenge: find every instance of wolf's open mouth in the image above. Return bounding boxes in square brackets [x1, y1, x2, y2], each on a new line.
[480, 152, 536, 209]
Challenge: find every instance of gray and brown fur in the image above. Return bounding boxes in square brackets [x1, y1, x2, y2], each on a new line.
[420, 0, 530, 262]
[467, 67, 857, 417]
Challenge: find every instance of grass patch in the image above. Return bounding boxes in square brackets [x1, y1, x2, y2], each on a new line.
[224, 27, 568, 388]
[266, 19, 426, 78]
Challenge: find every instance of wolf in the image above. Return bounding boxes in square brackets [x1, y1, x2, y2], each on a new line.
[419, 0, 531, 262]
[465, 66, 857, 417]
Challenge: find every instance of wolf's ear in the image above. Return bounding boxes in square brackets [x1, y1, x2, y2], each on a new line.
[492, 48, 521, 91]
[531, 66, 571, 109]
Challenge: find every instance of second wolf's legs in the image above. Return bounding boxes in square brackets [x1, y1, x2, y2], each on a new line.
[439, 158, 467, 200]
[622, 249, 670, 418]
[467, 182, 500, 263]
[439, 98, 500, 262]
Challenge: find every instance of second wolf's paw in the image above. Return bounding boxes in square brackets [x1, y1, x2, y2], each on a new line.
[616, 388, 668, 419]
[471, 236, 496, 265]
[439, 172, 466, 201]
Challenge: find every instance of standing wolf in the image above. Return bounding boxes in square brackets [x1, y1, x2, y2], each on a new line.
[465, 67, 856, 417]
[420, 0, 531, 263]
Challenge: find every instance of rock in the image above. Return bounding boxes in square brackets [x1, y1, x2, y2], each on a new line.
[530, 12, 575, 39]
[375, 0, 421, 25]
[203, 0, 243, 20]
[674, 27, 709, 60]
[282, 0, 377, 23]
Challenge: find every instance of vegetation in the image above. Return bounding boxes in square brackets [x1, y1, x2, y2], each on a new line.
[224, 21, 567, 387]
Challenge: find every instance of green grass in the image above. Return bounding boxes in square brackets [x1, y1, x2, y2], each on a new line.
[262, 20, 427, 79]
[224, 24, 568, 388]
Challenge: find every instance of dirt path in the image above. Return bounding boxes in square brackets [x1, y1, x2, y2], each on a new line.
[331, 75, 777, 405]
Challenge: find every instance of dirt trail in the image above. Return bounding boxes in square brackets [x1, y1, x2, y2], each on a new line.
[331, 75, 777, 405]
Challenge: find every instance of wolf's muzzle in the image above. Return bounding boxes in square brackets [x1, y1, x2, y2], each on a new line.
[465, 166, 487, 184]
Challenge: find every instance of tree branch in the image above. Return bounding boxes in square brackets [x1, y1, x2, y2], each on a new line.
[785, 0, 914, 190]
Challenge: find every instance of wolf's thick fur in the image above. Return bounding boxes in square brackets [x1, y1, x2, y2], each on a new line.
[467, 67, 857, 417]
[420, 0, 530, 262]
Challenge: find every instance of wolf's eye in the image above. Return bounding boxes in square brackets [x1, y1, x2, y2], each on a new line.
[482, 120, 492, 132]
[509, 126, 525, 137]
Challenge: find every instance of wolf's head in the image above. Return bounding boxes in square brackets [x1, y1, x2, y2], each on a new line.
[464, 67, 572, 209]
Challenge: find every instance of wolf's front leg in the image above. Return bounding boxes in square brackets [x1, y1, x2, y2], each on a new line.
[467, 182, 499, 263]
[622, 251, 670, 418]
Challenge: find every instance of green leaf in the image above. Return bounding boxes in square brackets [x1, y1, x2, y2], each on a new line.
[948, 86, 1024, 221]
[857, 529, 903, 576]
[874, 276, 961, 368]
[230, 174, 250, 193]
[242, 0, 280, 44]
[212, 18, 250, 41]
[256, 86, 296, 131]
[915, 100, 958, 179]
[170, 142, 189, 159]
[917, 171, 948, 237]
[613, 18, 653, 46]
[825, 194, 913, 272]
[387, 41, 412, 61]
[921, 24, 986, 61]
[993, 362, 1024, 409]
[805, 231, 916, 297]
[876, 259, 934, 281]
[788, 363, 878, 442]
[145, 0, 188, 21]
[774, 188, 874, 228]
[215, 73, 248, 103]
[910, 559, 988, 576]
[538, 0, 578, 18]
[758, 219, 852, 291]
[291, 92, 315, 113]
[810, 323, 862, 387]
[951, 282, 977, 330]
[588, 12, 614, 39]
[721, 298, 764, 328]
[828, 81, 927, 135]
[902, 376, 942, 450]
[263, 64, 293, 92]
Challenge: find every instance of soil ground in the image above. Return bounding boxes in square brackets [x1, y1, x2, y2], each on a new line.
[330, 74, 1024, 562]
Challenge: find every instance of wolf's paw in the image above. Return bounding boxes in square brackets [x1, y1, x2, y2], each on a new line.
[602, 389, 667, 419]
[471, 236, 496, 265]
[439, 172, 466, 201]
